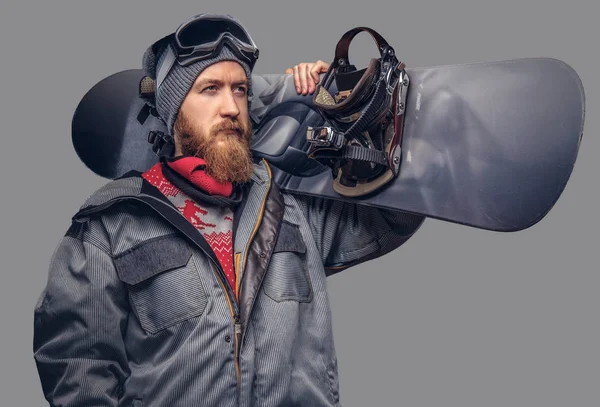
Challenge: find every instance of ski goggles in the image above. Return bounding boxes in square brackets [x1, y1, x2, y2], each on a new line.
[155, 14, 259, 91]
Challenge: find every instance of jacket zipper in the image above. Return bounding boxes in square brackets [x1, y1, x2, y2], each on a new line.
[231, 170, 271, 388]
[237, 161, 272, 351]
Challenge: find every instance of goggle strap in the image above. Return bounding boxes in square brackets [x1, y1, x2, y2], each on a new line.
[155, 45, 177, 95]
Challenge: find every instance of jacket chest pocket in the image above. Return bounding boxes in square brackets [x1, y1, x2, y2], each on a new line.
[263, 221, 313, 303]
[114, 234, 208, 334]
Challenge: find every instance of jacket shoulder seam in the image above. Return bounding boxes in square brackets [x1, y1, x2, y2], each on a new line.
[66, 219, 114, 256]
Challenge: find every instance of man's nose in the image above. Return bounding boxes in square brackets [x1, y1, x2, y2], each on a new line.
[220, 91, 240, 117]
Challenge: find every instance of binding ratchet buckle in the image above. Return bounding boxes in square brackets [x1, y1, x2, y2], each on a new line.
[306, 126, 345, 150]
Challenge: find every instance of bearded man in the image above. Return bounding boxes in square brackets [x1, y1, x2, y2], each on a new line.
[33, 13, 425, 407]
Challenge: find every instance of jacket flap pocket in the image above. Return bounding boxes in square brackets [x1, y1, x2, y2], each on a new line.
[114, 234, 192, 285]
[274, 221, 306, 254]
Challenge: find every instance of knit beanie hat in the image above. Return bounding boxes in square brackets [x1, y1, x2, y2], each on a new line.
[142, 39, 253, 136]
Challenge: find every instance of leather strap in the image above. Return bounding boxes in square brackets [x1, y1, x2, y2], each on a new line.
[319, 27, 389, 90]
[334, 27, 389, 66]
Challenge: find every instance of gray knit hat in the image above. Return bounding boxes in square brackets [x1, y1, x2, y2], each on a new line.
[142, 40, 253, 136]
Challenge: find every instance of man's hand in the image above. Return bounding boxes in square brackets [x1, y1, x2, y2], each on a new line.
[285, 60, 330, 95]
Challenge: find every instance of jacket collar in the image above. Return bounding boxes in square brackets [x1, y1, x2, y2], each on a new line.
[73, 160, 272, 219]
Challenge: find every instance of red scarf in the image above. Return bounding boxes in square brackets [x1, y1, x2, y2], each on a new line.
[164, 156, 233, 197]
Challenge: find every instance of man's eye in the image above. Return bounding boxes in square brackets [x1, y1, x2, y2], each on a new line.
[235, 87, 248, 95]
[203, 85, 217, 92]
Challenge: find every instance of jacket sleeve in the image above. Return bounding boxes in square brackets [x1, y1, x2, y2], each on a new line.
[293, 194, 425, 275]
[33, 221, 130, 406]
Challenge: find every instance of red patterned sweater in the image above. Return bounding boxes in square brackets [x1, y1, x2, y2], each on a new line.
[142, 163, 237, 298]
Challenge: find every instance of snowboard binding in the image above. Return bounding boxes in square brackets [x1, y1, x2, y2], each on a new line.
[307, 27, 409, 197]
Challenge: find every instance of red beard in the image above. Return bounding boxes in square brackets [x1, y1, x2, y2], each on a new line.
[174, 111, 255, 184]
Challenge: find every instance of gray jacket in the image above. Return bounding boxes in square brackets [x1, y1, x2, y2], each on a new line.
[34, 160, 424, 406]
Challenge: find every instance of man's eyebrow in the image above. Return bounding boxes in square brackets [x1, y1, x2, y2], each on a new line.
[194, 79, 248, 89]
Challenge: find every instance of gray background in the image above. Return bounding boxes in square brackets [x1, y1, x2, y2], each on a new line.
[1, 0, 597, 405]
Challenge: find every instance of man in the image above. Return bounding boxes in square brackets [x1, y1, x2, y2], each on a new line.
[33, 14, 424, 406]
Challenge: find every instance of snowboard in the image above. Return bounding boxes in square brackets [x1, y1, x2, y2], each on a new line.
[72, 57, 585, 232]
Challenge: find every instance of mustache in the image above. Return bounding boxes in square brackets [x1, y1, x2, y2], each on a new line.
[212, 120, 245, 135]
